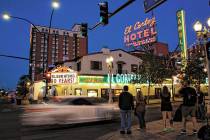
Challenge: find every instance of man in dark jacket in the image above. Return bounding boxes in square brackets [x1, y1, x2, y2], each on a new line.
[179, 81, 197, 134]
[119, 85, 134, 134]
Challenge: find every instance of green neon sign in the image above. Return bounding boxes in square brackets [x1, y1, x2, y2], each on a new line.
[79, 74, 145, 84]
[177, 10, 187, 69]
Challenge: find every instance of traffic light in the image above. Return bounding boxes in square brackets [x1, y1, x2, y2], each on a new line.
[81, 23, 88, 37]
[99, 2, 108, 25]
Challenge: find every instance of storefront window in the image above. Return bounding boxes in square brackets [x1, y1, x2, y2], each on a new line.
[87, 89, 98, 97]
[155, 88, 161, 99]
[75, 88, 82, 96]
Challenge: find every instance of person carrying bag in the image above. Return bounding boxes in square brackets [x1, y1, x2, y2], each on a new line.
[135, 90, 146, 130]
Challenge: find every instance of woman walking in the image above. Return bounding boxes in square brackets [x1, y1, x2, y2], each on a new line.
[135, 90, 146, 130]
[161, 86, 174, 132]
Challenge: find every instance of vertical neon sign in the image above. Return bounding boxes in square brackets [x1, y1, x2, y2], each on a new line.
[176, 10, 187, 69]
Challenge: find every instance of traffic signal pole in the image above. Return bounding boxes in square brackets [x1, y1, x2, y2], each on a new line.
[89, 0, 135, 30]
[108, 0, 135, 19]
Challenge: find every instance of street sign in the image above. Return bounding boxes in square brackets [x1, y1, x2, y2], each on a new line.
[144, 0, 167, 13]
[206, 41, 210, 60]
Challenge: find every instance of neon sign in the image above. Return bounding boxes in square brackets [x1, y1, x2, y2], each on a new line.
[176, 10, 187, 69]
[79, 74, 144, 84]
[50, 66, 77, 84]
[51, 72, 77, 84]
[124, 17, 157, 47]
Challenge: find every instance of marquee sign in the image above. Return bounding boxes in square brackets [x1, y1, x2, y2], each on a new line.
[124, 17, 157, 47]
[50, 66, 77, 84]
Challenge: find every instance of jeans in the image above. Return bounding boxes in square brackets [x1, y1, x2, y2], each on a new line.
[137, 111, 146, 129]
[120, 110, 132, 131]
[198, 104, 205, 120]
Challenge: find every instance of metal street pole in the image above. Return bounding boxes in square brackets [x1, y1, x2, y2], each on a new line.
[108, 65, 113, 103]
[193, 20, 210, 98]
[106, 56, 113, 103]
[204, 40, 210, 99]
[44, 8, 55, 100]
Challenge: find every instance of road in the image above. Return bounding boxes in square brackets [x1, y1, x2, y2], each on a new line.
[0, 103, 180, 140]
[20, 104, 179, 140]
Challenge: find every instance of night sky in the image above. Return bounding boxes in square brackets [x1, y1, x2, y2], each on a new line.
[0, 0, 209, 89]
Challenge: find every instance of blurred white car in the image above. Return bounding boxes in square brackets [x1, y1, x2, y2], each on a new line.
[21, 97, 119, 126]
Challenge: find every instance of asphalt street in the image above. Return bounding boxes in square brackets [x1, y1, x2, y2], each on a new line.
[0, 103, 180, 140]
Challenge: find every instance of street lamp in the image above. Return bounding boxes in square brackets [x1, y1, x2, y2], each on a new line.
[207, 18, 210, 27]
[193, 21, 202, 32]
[193, 18, 210, 97]
[106, 56, 114, 103]
[52, 0, 60, 9]
[2, 13, 10, 20]
[44, 0, 60, 100]
[2, 0, 60, 101]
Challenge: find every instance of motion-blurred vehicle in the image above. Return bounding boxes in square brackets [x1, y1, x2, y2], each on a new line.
[21, 97, 119, 126]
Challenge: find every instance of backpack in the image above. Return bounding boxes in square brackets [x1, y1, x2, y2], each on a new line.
[173, 104, 182, 122]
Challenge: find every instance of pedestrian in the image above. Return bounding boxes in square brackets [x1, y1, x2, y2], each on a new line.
[28, 93, 33, 104]
[196, 85, 205, 120]
[179, 81, 197, 135]
[135, 90, 146, 130]
[160, 86, 174, 132]
[118, 85, 134, 134]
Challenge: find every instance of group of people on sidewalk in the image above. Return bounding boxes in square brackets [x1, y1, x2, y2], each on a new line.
[118, 81, 206, 135]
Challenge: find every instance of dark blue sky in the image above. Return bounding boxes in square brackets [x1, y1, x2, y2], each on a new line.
[0, 0, 209, 89]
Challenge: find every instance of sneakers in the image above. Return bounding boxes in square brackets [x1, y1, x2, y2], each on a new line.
[127, 130, 132, 134]
[162, 128, 168, 132]
[120, 130, 125, 134]
[136, 128, 141, 130]
[120, 130, 132, 134]
[193, 129, 197, 134]
[180, 129, 187, 134]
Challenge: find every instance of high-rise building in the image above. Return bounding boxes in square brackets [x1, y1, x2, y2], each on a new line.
[29, 24, 88, 81]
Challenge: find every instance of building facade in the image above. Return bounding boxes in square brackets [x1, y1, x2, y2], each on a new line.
[65, 48, 142, 75]
[29, 24, 88, 81]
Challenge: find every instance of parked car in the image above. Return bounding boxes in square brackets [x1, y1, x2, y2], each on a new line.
[21, 97, 119, 126]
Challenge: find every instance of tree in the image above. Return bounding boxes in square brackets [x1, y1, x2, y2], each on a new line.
[16, 75, 31, 96]
[138, 48, 169, 103]
[183, 54, 207, 87]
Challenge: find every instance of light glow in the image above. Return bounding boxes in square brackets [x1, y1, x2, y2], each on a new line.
[193, 21, 202, 32]
[52, 0, 60, 9]
[207, 18, 210, 27]
[2, 13, 10, 20]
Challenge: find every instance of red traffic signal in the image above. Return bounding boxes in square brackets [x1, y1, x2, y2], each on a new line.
[46, 73, 51, 79]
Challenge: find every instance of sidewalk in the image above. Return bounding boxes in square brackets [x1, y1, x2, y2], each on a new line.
[97, 120, 205, 140]
[147, 97, 182, 104]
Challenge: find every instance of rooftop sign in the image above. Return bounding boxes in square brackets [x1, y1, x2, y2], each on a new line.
[124, 17, 157, 47]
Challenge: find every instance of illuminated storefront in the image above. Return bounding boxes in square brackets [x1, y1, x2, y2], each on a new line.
[32, 66, 209, 101]
[33, 66, 181, 100]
